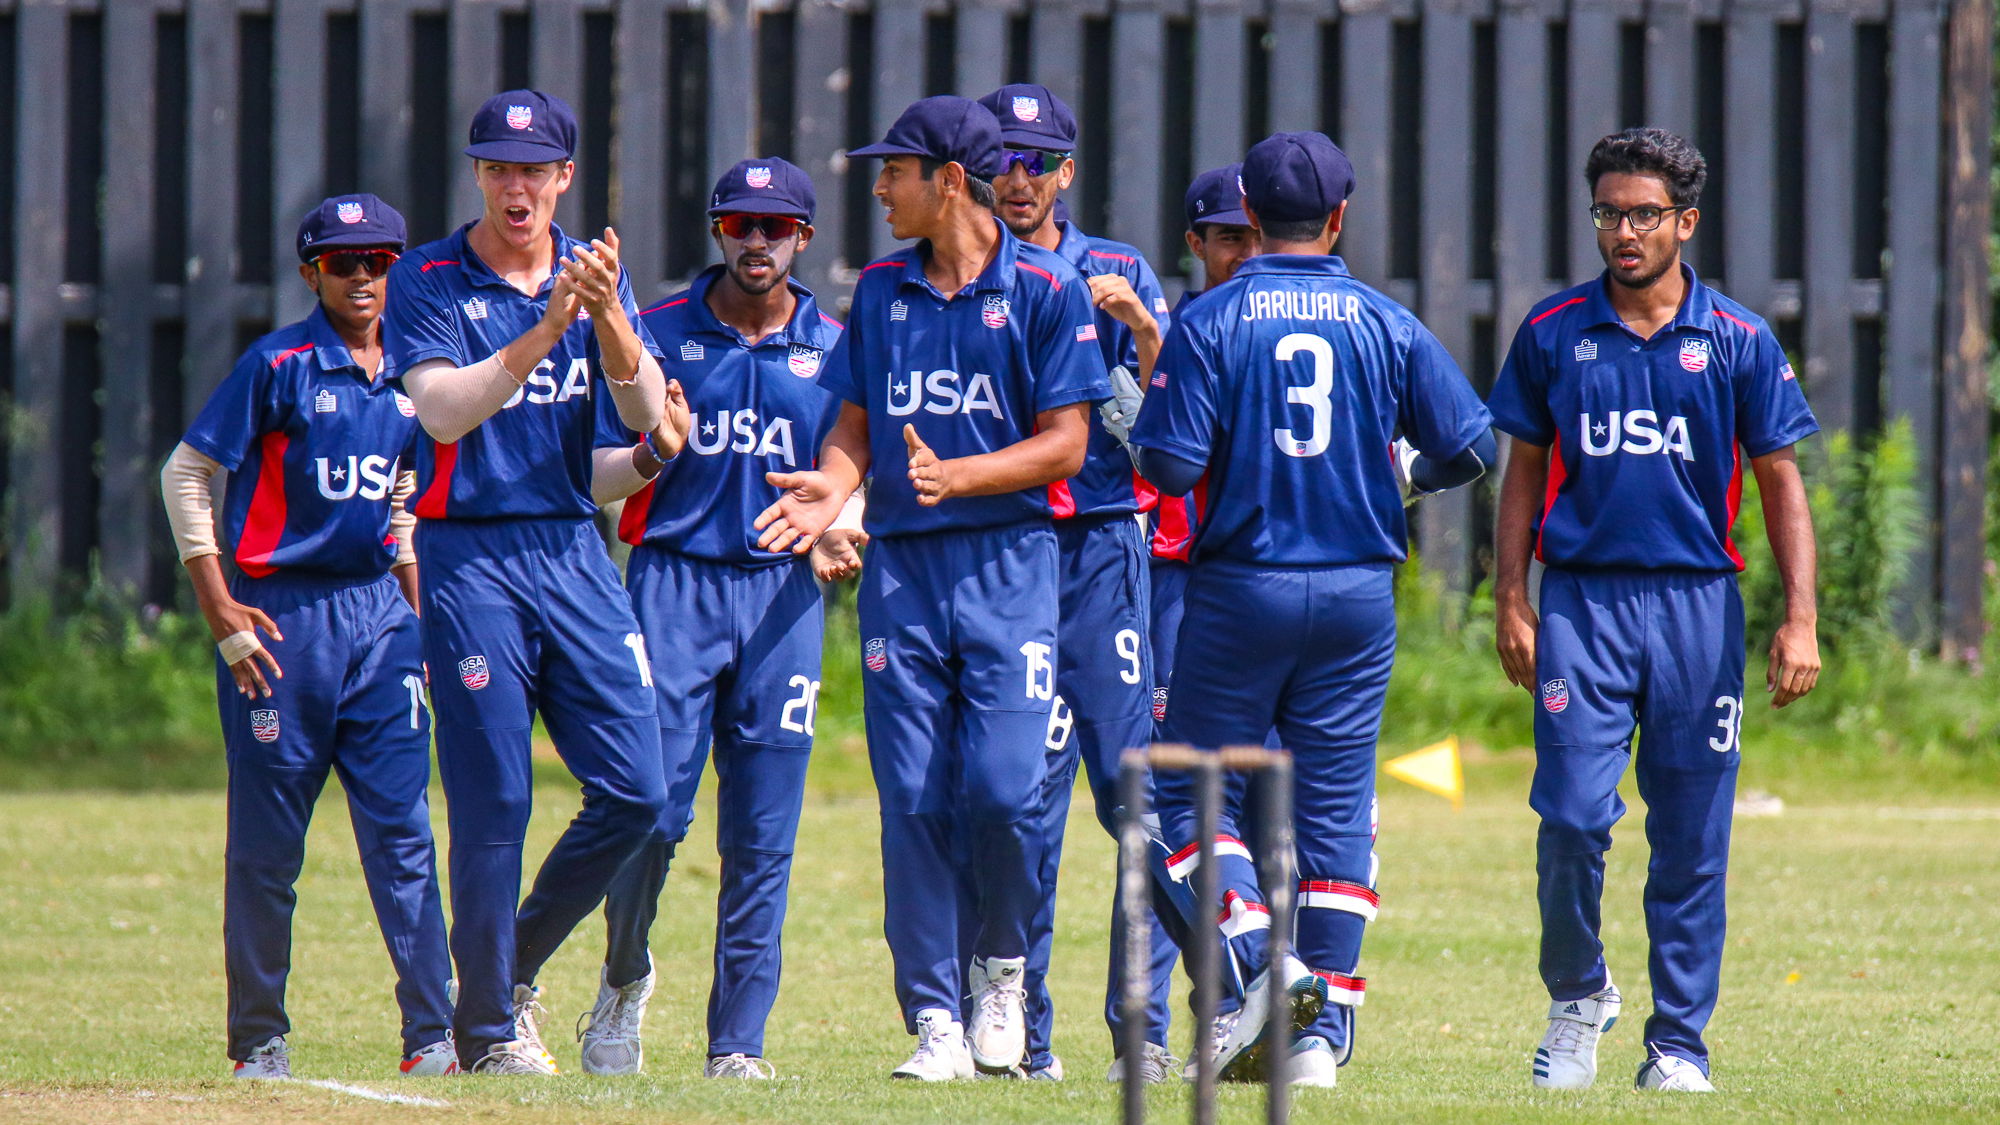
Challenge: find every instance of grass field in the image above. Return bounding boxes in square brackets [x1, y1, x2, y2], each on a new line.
[3, 748, 1999, 1124]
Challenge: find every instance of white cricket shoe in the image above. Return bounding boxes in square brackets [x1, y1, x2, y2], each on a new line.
[1288, 1035, 1339, 1088]
[577, 963, 655, 1076]
[1028, 1055, 1065, 1081]
[966, 956, 1028, 1073]
[399, 1037, 459, 1076]
[1106, 1041, 1178, 1084]
[471, 1038, 559, 1075]
[1215, 955, 1327, 1082]
[508, 983, 560, 1073]
[1636, 1051, 1715, 1092]
[1183, 1010, 1241, 1080]
[1531, 985, 1621, 1089]
[705, 1053, 777, 1079]
[233, 1036, 290, 1079]
[891, 1008, 974, 1081]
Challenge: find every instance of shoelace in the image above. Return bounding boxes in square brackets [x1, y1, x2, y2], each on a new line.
[1141, 1047, 1182, 1083]
[478, 1046, 546, 1074]
[514, 995, 552, 1054]
[977, 980, 1019, 1030]
[710, 1053, 776, 1079]
[246, 1044, 290, 1078]
[1545, 1015, 1595, 1056]
[575, 982, 644, 1043]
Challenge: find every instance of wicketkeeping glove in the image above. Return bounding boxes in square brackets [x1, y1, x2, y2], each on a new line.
[1392, 437, 1424, 507]
[1098, 364, 1145, 451]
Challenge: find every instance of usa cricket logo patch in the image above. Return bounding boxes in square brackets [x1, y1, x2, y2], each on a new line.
[505, 104, 534, 130]
[250, 709, 280, 744]
[394, 392, 416, 417]
[335, 201, 365, 224]
[746, 165, 773, 189]
[1679, 338, 1711, 373]
[1152, 686, 1169, 724]
[864, 638, 887, 673]
[788, 345, 822, 378]
[1011, 95, 1041, 122]
[1541, 678, 1570, 714]
[981, 295, 1010, 330]
[459, 655, 491, 691]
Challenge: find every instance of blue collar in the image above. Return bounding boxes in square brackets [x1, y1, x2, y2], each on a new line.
[899, 219, 1023, 298]
[447, 220, 577, 297]
[1231, 253, 1355, 279]
[302, 306, 383, 383]
[1052, 219, 1093, 271]
[1579, 263, 1717, 337]
[683, 265, 819, 348]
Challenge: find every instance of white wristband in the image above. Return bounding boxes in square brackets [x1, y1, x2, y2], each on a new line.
[218, 631, 262, 665]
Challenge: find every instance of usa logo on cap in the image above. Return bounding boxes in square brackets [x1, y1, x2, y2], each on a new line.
[1679, 338, 1710, 373]
[788, 345, 822, 378]
[982, 294, 1010, 329]
[250, 709, 280, 744]
[1541, 678, 1570, 714]
[1012, 96, 1041, 122]
[864, 638, 888, 673]
[746, 166, 773, 189]
[459, 655, 490, 691]
[505, 104, 533, 130]
[336, 201, 365, 224]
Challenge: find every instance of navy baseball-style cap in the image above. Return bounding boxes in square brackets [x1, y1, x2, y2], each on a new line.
[709, 158, 816, 221]
[1185, 163, 1250, 229]
[849, 96, 1007, 180]
[976, 84, 1078, 150]
[296, 193, 406, 261]
[464, 89, 577, 164]
[1242, 131, 1355, 223]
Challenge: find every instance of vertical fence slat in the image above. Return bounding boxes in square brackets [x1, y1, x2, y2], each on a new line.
[100, 0, 157, 597]
[1107, 0, 1165, 253]
[1030, 0, 1085, 113]
[1939, 0, 1990, 657]
[1494, 0, 1553, 346]
[1884, 0, 1945, 628]
[1802, 0, 1855, 432]
[617, 0, 669, 303]
[1416, 0, 1475, 596]
[360, 0, 415, 224]
[1643, 0, 1696, 136]
[1722, 0, 1779, 313]
[1338, 0, 1392, 283]
[449, 0, 503, 227]
[793, 0, 849, 297]
[10, 1, 66, 594]
[1190, 0, 1244, 175]
[869, 0, 927, 262]
[1266, 0, 1322, 134]
[531, 0, 586, 234]
[273, 0, 329, 327]
[183, 0, 240, 422]
[955, 0, 1009, 98]
[1564, 0, 1621, 282]
[706, 0, 754, 183]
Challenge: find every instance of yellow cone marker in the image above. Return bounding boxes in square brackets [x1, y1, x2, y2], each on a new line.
[1383, 736, 1463, 811]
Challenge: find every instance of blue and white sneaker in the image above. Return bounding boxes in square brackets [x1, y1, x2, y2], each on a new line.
[1531, 984, 1620, 1089]
[1215, 955, 1327, 1083]
[1288, 1035, 1339, 1087]
[1636, 1050, 1714, 1092]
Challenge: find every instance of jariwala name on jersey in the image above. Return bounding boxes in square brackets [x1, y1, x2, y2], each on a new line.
[1579, 410, 1694, 461]
[886, 370, 1005, 418]
[1243, 290, 1365, 323]
[686, 410, 801, 466]
[316, 454, 400, 501]
[503, 356, 593, 407]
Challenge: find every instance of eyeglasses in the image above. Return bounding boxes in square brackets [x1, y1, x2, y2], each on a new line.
[1000, 149, 1071, 177]
[313, 250, 399, 278]
[1588, 203, 1688, 232]
[713, 214, 804, 240]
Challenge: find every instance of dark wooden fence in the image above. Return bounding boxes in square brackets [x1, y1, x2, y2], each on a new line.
[7, 0, 1991, 647]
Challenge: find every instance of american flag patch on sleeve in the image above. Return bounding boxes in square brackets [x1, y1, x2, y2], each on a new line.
[1151, 370, 1168, 388]
[1075, 323, 1098, 342]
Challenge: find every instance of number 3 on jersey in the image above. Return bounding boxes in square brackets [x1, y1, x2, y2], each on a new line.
[1273, 332, 1334, 458]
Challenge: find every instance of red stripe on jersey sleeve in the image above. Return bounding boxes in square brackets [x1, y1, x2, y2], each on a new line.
[618, 478, 655, 546]
[1130, 468, 1159, 514]
[1048, 478, 1077, 519]
[419, 259, 460, 272]
[234, 432, 291, 578]
[1712, 309, 1758, 334]
[640, 297, 689, 316]
[1534, 435, 1566, 563]
[1529, 296, 1586, 326]
[1088, 249, 1137, 264]
[1151, 494, 1191, 560]
[412, 441, 457, 519]
[1723, 445, 1746, 569]
[268, 344, 314, 368]
[1016, 261, 1062, 290]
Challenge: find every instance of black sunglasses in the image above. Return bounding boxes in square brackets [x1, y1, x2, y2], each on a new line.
[313, 249, 400, 278]
[1000, 149, 1072, 177]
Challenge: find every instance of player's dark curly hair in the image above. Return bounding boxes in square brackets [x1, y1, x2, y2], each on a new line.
[1585, 128, 1707, 208]
[918, 156, 998, 209]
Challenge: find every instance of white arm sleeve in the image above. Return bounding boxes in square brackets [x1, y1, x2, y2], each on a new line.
[606, 349, 667, 434]
[401, 354, 522, 444]
[390, 470, 418, 567]
[160, 442, 223, 562]
[591, 444, 657, 505]
[829, 489, 866, 533]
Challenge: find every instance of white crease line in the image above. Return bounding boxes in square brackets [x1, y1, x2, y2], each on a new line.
[300, 1079, 449, 1107]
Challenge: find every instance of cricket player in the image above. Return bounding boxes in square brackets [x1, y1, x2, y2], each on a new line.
[972, 82, 1175, 1084]
[753, 95, 1109, 1081]
[382, 89, 680, 1075]
[1488, 127, 1821, 1094]
[1131, 131, 1494, 1087]
[162, 195, 455, 1079]
[574, 158, 843, 1080]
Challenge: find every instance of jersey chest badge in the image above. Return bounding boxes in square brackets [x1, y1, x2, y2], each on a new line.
[1541, 678, 1570, 714]
[459, 655, 491, 691]
[250, 709, 280, 743]
[864, 637, 888, 672]
[314, 388, 338, 414]
[982, 295, 1010, 329]
[1574, 338, 1597, 362]
[680, 341, 706, 362]
[463, 297, 489, 321]
[788, 345, 822, 378]
[1679, 338, 1710, 373]
[395, 392, 416, 417]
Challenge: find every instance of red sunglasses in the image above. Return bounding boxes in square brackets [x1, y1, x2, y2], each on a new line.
[713, 214, 804, 241]
[313, 249, 400, 279]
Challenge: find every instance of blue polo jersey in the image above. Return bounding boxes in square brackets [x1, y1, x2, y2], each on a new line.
[1050, 219, 1170, 519]
[180, 306, 418, 580]
[816, 221, 1111, 537]
[1131, 254, 1491, 566]
[616, 266, 844, 564]
[1149, 288, 1209, 562]
[1487, 267, 1818, 572]
[381, 221, 660, 521]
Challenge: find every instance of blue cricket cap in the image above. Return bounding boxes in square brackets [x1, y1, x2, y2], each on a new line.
[464, 89, 576, 164]
[1185, 163, 1250, 229]
[1242, 131, 1355, 223]
[849, 96, 1006, 180]
[976, 84, 1078, 150]
[710, 157, 816, 221]
[296, 193, 406, 261]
